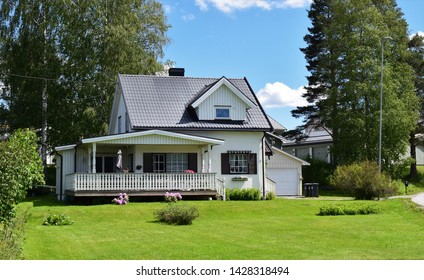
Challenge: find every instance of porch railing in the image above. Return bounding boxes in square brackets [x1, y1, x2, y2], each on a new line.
[65, 173, 223, 195]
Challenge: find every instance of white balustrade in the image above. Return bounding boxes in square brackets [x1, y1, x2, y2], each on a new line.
[65, 173, 221, 193]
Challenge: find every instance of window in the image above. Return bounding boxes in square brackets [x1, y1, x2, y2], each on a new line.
[118, 116, 122, 133]
[144, 153, 196, 173]
[166, 153, 188, 172]
[125, 112, 129, 132]
[215, 107, 230, 119]
[229, 153, 248, 173]
[153, 154, 165, 173]
[95, 156, 117, 173]
[221, 152, 257, 175]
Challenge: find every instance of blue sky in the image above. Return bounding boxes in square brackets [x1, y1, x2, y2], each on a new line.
[159, 0, 423, 130]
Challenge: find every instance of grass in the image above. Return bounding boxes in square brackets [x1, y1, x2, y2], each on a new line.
[20, 194, 424, 260]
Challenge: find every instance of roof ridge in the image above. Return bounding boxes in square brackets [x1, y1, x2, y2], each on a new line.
[119, 73, 245, 81]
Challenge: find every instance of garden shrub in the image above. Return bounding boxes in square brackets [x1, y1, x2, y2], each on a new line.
[0, 208, 30, 260]
[265, 191, 276, 200]
[154, 204, 199, 225]
[227, 188, 261, 201]
[318, 203, 380, 216]
[330, 161, 396, 200]
[43, 212, 73, 226]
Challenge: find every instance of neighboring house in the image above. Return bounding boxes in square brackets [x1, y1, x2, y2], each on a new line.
[282, 125, 333, 164]
[55, 69, 291, 201]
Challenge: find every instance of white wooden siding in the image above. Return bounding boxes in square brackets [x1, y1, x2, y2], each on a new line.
[197, 84, 247, 121]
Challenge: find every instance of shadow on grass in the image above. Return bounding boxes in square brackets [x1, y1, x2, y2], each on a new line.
[24, 193, 67, 207]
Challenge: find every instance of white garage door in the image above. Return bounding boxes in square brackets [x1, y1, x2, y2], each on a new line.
[267, 168, 299, 196]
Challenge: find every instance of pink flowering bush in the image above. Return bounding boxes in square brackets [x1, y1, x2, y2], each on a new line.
[165, 192, 182, 203]
[112, 193, 129, 205]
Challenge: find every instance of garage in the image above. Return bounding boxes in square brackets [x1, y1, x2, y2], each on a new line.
[266, 147, 310, 196]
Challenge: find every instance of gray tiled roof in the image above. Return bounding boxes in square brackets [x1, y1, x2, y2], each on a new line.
[118, 74, 272, 131]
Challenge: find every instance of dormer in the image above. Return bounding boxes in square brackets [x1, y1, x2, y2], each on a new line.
[190, 77, 256, 122]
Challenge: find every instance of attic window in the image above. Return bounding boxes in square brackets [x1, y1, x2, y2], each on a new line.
[215, 106, 230, 119]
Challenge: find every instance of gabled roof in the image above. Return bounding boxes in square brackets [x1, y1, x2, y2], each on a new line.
[117, 74, 272, 131]
[271, 146, 310, 166]
[190, 77, 256, 109]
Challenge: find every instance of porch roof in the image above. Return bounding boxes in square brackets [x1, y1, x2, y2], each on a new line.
[56, 130, 224, 151]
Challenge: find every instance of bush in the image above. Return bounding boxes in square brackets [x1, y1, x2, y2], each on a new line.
[302, 157, 335, 187]
[265, 191, 275, 200]
[227, 188, 261, 201]
[43, 212, 73, 226]
[154, 204, 199, 225]
[330, 161, 396, 200]
[0, 208, 30, 260]
[318, 203, 380, 216]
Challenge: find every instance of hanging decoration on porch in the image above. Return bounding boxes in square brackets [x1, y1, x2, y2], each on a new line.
[116, 150, 122, 171]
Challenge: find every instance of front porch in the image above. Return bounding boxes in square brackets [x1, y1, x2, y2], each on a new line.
[64, 172, 225, 199]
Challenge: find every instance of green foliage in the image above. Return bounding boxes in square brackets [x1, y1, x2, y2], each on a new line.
[43, 212, 73, 226]
[294, 0, 418, 169]
[0, 129, 44, 225]
[318, 203, 380, 216]
[154, 204, 199, 225]
[265, 191, 276, 200]
[330, 161, 396, 200]
[302, 157, 335, 186]
[0, 208, 30, 260]
[0, 0, 171, 147]
[227, 188, 261, 201]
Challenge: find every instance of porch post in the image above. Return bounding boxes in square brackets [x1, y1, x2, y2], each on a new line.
[201, 147, 206, 173]
[92, 143, 97, 173]
[208, 144, 212, 173]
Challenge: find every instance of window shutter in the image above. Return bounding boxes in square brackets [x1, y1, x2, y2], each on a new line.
[143, 153, 153, 173]
[221, 153, 230, 174]
[248, 153, 257, 174]
[188, 153, 198, 172]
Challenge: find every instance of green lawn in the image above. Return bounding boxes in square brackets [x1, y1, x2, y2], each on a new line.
[20, 194, 424, 260]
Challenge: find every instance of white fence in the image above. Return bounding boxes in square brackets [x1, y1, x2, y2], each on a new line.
[65, 173, 224, 196]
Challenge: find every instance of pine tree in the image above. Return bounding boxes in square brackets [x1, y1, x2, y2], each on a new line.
[293, 0, 418, 172]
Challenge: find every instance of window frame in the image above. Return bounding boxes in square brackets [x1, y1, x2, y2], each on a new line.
[229, 153, 248, 174]
[215, 106, 231, 120]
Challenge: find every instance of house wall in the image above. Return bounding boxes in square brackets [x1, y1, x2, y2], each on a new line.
[56, 148, 75, 200]
[191, 130, 265, 190]
[283, 144, 332, 164]
[196, 85, 247, 121]
[109, 90, 129, 135]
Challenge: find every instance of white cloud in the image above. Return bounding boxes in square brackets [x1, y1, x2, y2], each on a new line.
[411, 31, 424, 38]
[182, 13, 196, 21]
[195, 0, 311, 13]
[163, 4, 172, 14]
[257, 82, 309, 108]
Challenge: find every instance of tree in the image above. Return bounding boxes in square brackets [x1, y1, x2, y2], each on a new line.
[292, 0, 418, 173]
[0, 0, 171, 152]
[0, 129, 44, 226]
[407, 33, 424, 180]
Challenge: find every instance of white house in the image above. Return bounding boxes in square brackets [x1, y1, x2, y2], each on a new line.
[55, 69, 306, 201]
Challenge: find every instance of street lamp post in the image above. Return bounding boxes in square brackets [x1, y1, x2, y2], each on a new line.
[378, 36, 392, 173]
